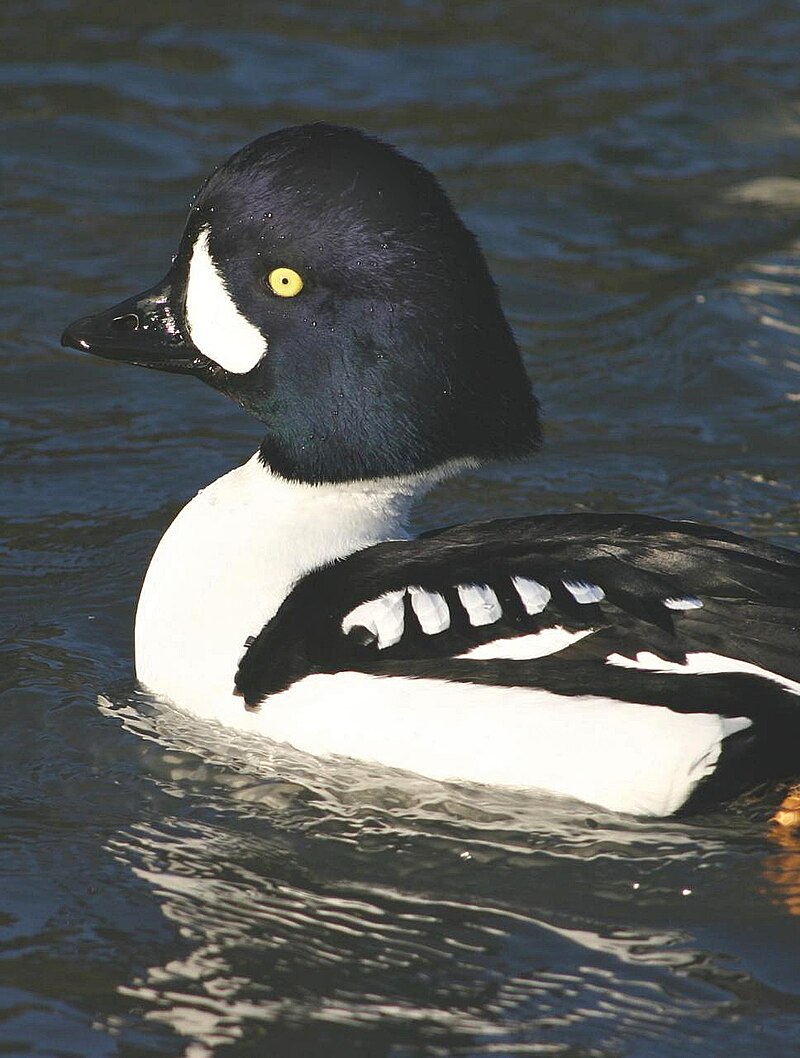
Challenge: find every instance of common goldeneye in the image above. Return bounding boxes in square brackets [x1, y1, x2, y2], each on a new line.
[62, 123, 800, 817]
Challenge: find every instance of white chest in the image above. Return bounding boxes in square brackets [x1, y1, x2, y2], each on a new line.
[134, 453, 413, 711]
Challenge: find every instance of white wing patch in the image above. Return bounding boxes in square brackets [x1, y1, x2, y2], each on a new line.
[340, 573, 710, 654]
[409, 586, 450, 634]
[512, 576, 551, 614]
[663, 596, 703, 610]
[341, 590, 405, 649]
[341, 573, 609, 649]
[457, 583, 502, 626]
[563, 578, 605, 604]
[607, 650, 800, 694]
[185, 227, 267, 374]
[460, 626, 594, 660]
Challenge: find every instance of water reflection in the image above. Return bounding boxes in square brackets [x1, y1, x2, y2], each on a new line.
[89, 693, 799, 1054]
[764, 827, 800, 918]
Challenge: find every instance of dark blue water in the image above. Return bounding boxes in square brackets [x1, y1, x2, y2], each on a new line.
[3, 2, 800, 1055]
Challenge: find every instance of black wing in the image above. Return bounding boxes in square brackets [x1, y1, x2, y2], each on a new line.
[235, 512, 800, 711]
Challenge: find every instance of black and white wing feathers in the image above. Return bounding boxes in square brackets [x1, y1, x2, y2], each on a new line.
[235, 514, 800, 720]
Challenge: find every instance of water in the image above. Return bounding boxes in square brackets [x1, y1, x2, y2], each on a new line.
[3, 1, 800, 1054]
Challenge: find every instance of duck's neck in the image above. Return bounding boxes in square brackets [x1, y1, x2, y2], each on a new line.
[134, 451, 462, 711]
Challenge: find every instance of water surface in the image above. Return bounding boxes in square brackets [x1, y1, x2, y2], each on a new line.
[3, 1, 800, 1055]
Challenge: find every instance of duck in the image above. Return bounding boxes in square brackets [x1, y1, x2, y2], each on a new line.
[62, 122, 800, 818]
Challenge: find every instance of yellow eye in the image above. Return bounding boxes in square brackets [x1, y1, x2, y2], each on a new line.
[267, 267, 304, 297]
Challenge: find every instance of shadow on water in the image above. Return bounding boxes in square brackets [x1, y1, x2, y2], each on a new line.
[3, 0, 800, 1054]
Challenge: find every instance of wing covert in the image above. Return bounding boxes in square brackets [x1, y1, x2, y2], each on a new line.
[235, 512, 800, 707]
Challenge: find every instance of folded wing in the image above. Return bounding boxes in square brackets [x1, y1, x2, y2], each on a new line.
[236, 512, 800, 711]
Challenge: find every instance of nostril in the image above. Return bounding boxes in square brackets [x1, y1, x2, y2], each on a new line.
[111, 313, 140, 333]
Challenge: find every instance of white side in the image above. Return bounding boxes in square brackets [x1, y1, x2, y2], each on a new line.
[185, 228, 267, 374]
[168, 669, 749, 817]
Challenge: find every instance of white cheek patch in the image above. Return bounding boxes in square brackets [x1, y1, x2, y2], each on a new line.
[184, 227, 267, 374]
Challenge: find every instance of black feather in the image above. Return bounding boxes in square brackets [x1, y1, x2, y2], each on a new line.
[236, 513, 800, 712]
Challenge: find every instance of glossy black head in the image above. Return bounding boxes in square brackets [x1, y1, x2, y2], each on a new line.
[63, 123, 541, 483]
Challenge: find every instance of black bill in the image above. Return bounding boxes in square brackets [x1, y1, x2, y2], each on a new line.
[61, 274, 200, 374]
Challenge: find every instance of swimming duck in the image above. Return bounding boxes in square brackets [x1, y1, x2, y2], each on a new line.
[62, 123, 800, 817]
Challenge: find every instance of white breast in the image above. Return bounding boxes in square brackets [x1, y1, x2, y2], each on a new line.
[135, 453, 421, 710]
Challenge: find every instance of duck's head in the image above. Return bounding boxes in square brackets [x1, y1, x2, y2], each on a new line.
[63, 123, 540, 484]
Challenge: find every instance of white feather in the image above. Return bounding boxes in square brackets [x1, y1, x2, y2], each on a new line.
[185, 228, 267, 374]
[663, 596, 703, 610]
[408, 586, 450, 634]
[563, 578, 605, 604]
[342, 591, 405, 649]
[460, 626, 594, 660]
[512, 576, 551, 614]
[457, 583, 502, 626]
[607, 650, 800, 694]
